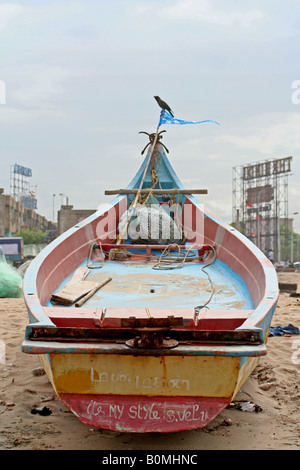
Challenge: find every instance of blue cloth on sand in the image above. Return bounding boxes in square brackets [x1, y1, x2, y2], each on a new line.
[269, 323, 300, 336]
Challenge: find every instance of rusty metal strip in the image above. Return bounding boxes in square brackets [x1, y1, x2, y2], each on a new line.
[27, 325, 262, 346]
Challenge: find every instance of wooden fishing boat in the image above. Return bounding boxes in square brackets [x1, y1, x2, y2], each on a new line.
[22, 127, 278, 433]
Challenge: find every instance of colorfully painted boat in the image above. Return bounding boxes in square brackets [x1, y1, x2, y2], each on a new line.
[22, 125, 278, 433]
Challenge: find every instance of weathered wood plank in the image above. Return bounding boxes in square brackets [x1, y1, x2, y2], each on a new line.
[105, 188, 208, 195]
[51, 267, 98, 305]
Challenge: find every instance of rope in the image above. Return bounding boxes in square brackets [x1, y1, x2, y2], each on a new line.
[152, 243, 197, 270]
[109, 127, 161, 261]
[140, 168, 159, 205]
[152, 243, 217, 313]
[87, 241, 105, 269]
[115, 124, 161, 247]
[194, 245, 217, 314]
[145, 307, 152, 318]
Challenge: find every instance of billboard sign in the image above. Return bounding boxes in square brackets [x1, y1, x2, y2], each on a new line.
[246, 185, 274, 204]
[13, 164, 32, 177]
[20, 195, 37, 209]
[243, 156, 292, 180]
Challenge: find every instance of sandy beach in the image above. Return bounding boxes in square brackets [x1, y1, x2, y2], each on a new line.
[0, 271, 299, 451]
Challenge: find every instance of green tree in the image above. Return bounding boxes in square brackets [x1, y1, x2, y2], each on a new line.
[280, 225, 300, 262]
[15, 228, 47, 244]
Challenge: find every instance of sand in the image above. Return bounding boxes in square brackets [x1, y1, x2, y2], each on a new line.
[0, 270, 299, 451]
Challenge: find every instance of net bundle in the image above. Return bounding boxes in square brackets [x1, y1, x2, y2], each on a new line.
[0, 261, 23, 298]
[118, 204, 184, 245]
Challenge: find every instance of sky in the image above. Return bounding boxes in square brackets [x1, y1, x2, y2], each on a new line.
[0, 0, 300, 232]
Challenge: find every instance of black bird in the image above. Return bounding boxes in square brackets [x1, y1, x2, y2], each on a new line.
[154, 96, 174, 117]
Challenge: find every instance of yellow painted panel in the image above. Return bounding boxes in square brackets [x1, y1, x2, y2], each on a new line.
[51, 353, 241, 398]
[38, 354, 58, 394]
[233, 356, 260, 398]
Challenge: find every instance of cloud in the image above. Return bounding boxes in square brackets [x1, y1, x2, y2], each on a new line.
[0, 66, 73, 124]
[219, 112, 300, 156]
[12, 66, 71, 106]
[0, 107, 32, 125]
[161, 0, 263, 27]
[0, 3, 24, 30]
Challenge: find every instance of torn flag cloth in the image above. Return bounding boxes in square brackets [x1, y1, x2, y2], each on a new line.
[159, 110, 220, 127]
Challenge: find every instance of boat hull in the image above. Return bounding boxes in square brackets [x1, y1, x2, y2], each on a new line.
[33, 346, 263, 432]
[22, 142, 278, 432]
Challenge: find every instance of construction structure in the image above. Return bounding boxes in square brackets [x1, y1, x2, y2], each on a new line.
[232, 156, 292, 262]
[10, 163, 37, 210]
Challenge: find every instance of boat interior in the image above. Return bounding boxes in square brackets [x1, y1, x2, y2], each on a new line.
[27, 139, 267, 339]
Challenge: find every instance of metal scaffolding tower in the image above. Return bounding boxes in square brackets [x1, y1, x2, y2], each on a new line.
[10, 163, 37, 210]
[232, 156, 292, 262]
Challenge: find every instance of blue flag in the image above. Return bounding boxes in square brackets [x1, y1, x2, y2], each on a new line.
[159, 110, 220, 127]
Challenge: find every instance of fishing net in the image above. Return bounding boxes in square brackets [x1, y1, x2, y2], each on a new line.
[0, 261, 23, 298]
[118, 204, 185, 245]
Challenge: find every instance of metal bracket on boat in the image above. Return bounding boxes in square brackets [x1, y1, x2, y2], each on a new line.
[126, 327, 178, 349]
[139, 130, 169, 155]
[124, 316, 182, 349]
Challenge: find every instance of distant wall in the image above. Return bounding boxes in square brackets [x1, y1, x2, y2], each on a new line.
[57, 205, 95, 236]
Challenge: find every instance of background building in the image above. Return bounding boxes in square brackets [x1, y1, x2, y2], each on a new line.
[0, 188, 55, 237]
[57, 205, 95, 236]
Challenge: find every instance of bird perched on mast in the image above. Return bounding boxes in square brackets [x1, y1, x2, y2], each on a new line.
[154, 96, 174, 117]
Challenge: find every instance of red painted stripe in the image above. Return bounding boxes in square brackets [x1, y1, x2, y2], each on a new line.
[60, 393, 230, 433]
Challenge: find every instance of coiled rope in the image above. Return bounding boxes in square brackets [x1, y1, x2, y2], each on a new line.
[152, 243, 217, 313]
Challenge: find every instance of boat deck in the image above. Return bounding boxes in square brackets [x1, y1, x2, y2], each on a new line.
[48, 257, 253, 311]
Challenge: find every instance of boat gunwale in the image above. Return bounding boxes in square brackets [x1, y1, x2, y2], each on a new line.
[23, 145, 278, 354]
[21, 338, 267, 357]
[23, 204, 278, 341]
